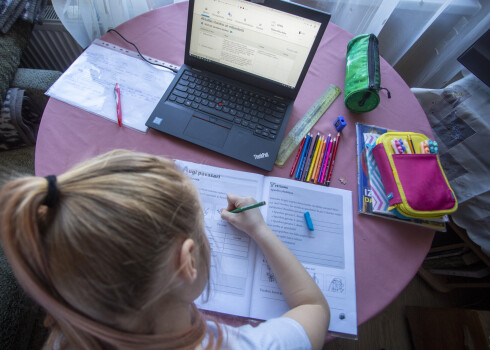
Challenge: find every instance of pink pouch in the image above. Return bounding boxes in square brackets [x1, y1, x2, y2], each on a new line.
[392, 154, 455, 211]
[373, 141, 457, 218]
[373, 144, 401, 206]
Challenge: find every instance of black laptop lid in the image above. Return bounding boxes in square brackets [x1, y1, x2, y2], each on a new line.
[184, 0, 330, 100]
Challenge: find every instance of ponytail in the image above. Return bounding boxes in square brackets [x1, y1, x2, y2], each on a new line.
[0, 150, 222, 350]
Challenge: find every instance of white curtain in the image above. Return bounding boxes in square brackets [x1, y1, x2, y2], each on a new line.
[52, 0, 489, 89]
[51, 0, 180, 48]
[292, 0, 489, 88]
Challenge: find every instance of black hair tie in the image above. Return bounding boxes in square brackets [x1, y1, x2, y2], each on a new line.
[44, 175, 58, 208]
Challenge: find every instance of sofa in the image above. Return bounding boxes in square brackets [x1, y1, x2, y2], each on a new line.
[1, 19, 62, 152]
[1, 20, 62, 350]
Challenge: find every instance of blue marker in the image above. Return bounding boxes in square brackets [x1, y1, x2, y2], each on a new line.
[304, 211, 314, 231]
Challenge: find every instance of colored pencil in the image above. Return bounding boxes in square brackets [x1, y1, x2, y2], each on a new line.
[289, 135, 307, 177]
[305, 133, 320, 181]
[322, 137, 335, 184]
[308, 135, 323, 182]
[313, 139, 326, 184]
[323, 137, 335, 184]
[295, 133, 310, 179]
[402, 139, 412, 154]
[319, 134, 332, 183]
[230, 201, 266, 213]
[297, 134, 313, 180]
[326, 132, 341, 186]
[407, 134, 415, 153]
[312, 138, 324, 183]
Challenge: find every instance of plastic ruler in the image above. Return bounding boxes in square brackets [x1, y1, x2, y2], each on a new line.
[275, 84, 341, 166]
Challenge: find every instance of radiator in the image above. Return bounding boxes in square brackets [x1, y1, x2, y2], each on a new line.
[20, 6, 83, 72]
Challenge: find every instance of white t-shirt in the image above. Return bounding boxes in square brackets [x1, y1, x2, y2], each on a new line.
[202, 317, 311, 350]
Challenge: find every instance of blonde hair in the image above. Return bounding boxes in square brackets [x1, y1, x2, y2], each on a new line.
[0, 150, 221, 349]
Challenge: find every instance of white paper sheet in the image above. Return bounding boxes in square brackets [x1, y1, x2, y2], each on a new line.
[46, 42, 176, 132]
[174, 160, 357, 337]
[251, 177, 357, 337]
[176, 160, 264, 317]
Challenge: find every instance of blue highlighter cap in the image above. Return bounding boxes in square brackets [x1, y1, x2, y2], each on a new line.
[304, 211, 314, 231]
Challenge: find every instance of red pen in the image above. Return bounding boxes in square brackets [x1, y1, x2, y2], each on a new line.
[289, 135, 307, 177]
[114, 83, 122, 127]
[326, 132, 341, 186]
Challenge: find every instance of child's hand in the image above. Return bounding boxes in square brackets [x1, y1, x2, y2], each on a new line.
[222, 196, 329, 349]
[220, 194, 268, 237]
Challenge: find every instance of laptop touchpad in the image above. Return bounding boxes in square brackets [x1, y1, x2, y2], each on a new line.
[184, 116, 229, 147]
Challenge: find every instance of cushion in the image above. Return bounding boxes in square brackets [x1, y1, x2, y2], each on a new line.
[0, 20, 32, 106]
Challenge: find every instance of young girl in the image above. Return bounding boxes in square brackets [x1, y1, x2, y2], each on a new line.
[0, 150, 329, 350]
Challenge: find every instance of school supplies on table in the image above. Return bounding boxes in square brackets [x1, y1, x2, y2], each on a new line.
[304, 211, 315, 231]
[407, 134, 415, 153]
[296, 133, 313, 180]
[326, 132, 341, 186]
[335, 115, 347, 132]
[309, 135, 323, 182]
[373, 131, 457, 219]
[320, 135, 333, 183]
[176, 159, 357, 338]
[290, 130, 342, 185]
[421, 140, 439, 154]
[356, 123, 449, 231]
[305, 133, 320, 182]
[289, 135, 307, 177]
[313, 138, 326, 184]
[275, 84, 341, 166]
[114, 83, 122, 127]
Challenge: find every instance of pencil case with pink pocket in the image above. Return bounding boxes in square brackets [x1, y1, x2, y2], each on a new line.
[372, 131, 457, 219]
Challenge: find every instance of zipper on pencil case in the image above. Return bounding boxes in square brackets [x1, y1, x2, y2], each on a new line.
[367, 34, 391, 98]
[367, 34, 376, 90]
[395, 204, 448, 219]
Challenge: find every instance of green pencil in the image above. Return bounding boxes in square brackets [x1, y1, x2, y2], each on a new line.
[230, 201, 266, 213]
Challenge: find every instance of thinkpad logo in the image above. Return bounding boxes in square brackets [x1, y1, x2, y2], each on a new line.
[253, 152, 269, 160]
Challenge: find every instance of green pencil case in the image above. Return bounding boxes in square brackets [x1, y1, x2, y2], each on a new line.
[344, 34, 391, 113]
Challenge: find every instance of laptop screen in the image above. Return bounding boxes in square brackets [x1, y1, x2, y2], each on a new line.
[189, 0, 322, 90]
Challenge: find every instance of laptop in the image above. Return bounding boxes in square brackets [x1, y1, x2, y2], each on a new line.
[146, 0, 330, 171]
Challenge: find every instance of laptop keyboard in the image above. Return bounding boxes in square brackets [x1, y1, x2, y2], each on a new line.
[167, 70, 288, 140]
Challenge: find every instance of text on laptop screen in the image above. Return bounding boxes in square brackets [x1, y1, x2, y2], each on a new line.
[190, 0, 321, 89]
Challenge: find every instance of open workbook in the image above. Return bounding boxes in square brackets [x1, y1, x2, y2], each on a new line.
[175, 160, 357, 338]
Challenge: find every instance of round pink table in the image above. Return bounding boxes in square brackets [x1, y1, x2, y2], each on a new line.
[36, 1, 434, 337]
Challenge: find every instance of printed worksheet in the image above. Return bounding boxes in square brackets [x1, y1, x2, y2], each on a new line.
[250, 177, 357, 337]
[175, 160, 263, 317]
[174, 160, 357, 337]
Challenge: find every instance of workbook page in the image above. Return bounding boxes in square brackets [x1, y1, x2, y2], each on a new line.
[175, 160, 264, 317]
[249, 177, 357, 337]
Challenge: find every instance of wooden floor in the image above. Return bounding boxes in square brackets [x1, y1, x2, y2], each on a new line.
[323, 274, 489, 350]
